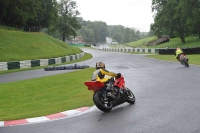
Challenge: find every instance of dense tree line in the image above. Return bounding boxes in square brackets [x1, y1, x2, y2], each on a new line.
[0, 0, 81, 42]
[107, 25, 141, 43]
[0, 0, 58, 32]
[77, 20, 151, 44]
[78, 20, 108, 43]
[151, 0, 200, 43]
[0, 0, 154, 43]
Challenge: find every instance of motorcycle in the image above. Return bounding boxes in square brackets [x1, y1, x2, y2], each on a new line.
[179, 53, 189, 67]
[84, 74, 136, 112]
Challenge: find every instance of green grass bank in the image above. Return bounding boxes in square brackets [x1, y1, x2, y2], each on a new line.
[110, 36, 200, 49]
[0, 67, 95, 121]
[0, 27, 95, 121]
[0, 29, 82, 62]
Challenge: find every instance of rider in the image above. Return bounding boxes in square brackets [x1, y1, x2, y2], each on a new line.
[175, 47, 184, 63]
[91, 62, 121, 83]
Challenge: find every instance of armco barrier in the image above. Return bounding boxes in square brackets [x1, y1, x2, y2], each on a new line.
[102, 47, 199, 55]
[0, 62, 7, 71]
[31, 60, 40, 67]
[158, 49, 175, 55]
[91, 45, 159, 54]
[159, 47, 200, 55]
[61, 57, 66, 63]
[0, 52, 85, 71]
[40, 59, 49, 66]
[48, 58, 56, 65]
[101, 47, 158, 54]
[184, 47, 200, 54]
[7, 62, 20, 70]
[20, 60, 31, 69]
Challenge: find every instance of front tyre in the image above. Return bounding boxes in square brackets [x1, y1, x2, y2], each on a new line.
[182, 58, 189, 67]
[93, 91, 113, 112]
[124, 88, 136, 104]
[184, 59, 189, 67]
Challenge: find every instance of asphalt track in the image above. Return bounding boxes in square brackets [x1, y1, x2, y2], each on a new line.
[1, 48, 200, 133]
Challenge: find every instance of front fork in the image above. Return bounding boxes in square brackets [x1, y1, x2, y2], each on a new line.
[102, 88, 108, 102]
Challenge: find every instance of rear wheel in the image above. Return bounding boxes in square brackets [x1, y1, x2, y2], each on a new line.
[123, 88, 136, 104]
[93, 91, 113, 112]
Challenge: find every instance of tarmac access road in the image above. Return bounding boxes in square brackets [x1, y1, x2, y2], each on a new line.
[1, 48, 200, 133]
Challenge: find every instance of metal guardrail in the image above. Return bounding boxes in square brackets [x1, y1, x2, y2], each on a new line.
[158, 47, 200, 55]
[0, 52, 85, 71]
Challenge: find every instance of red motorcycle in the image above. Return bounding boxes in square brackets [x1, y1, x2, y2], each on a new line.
[84, 74, 136, 112]
[179, 53, 189, 67]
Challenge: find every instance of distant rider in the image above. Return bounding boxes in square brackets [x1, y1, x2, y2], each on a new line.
[175, 47, 184, 63]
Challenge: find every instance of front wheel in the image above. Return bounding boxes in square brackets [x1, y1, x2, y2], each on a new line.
[93, 91, 113, 112]
[184, 59, 189, 67]
[123, 88, 136, 104]
[182, 59, 189, 67]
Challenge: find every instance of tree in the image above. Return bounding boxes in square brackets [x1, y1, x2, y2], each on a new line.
[129, 28, 138, 41]
[38, 0, 58, 29]
[0, 0, 9, 24]
[108, 25, 125, 43]
[0, 0, 41, 27]
[92, 21, 108, 43]
[181, 0, 200, 39]
[0, 0, 58, 32]
[77, 20, 108, 43]
[56, 0, 81, 42]
[151, 0, 192, 43]
[79, 26, 94, 42]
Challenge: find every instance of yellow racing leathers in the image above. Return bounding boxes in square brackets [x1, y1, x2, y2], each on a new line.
[91, 68, 117, 83]
[175, 49, 183, 60]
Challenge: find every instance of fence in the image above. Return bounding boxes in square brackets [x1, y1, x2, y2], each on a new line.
[0, 52, 85, 71]
[158, 47, 200, 55]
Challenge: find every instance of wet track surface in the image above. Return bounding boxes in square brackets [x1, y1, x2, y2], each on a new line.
[1, 48, 200, 133]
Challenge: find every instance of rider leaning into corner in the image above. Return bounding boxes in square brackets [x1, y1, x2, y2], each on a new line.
[175, 47, 184, 63]
[91, 62, 121, 84]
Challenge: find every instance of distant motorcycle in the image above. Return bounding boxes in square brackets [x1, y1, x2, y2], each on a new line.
[84, 74, 136, 112]
[179, 53, 189, 67]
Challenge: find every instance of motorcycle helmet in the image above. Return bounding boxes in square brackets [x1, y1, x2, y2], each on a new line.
[96, 62, 105, 69]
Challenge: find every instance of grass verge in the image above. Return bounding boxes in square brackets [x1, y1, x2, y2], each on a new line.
[0, 67, 95, 121]
[145, 54, 200, 66]
[0, 29, 82, 62]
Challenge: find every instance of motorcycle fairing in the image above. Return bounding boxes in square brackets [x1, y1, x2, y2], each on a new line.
[84, 81, 105, 91]
[113, 76, 125, 89]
